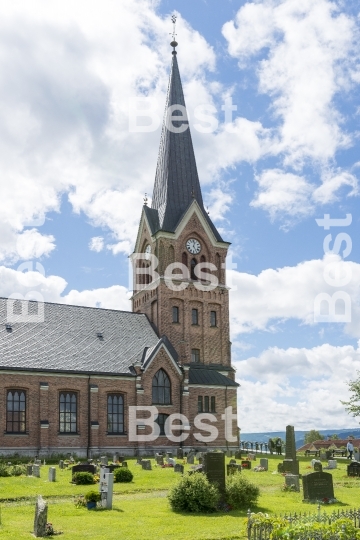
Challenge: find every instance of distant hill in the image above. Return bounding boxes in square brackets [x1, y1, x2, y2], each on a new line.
[240, 428, 360, 449]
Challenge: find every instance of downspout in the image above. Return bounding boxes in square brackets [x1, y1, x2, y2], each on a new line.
[87, 375, 91, 459]
[225, 385, 229, 453]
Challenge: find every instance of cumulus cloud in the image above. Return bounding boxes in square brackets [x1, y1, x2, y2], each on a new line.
[234, 343, 360, 431]
[228, 254, 360, 337]
[89, 236, 104, 253]
[223, 0, 360, 221]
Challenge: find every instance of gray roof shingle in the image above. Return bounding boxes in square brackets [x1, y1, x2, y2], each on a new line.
[0, 298, 160, 375]
[189, 365, 239, 387]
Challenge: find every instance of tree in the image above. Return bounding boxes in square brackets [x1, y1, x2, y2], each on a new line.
[304, 430, 324, 444]
[327, 434, 339, 440]
[341, 371, 360, 419]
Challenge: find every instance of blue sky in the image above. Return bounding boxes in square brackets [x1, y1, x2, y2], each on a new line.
[0, 0, 360, 432]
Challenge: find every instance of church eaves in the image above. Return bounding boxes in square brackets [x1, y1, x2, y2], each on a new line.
[151, 46, 223, 242]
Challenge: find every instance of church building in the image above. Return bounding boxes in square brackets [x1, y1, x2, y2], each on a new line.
[0, 41, 239, 457]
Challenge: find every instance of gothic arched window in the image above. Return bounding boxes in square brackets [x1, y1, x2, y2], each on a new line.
[7, 390, 26, 433]
[155, 413, 169, 436]
[191, 258, 197, 280]
[59, 392, 77, 433]
[152, 369, 171, 404]
[107, 394, 124, 434]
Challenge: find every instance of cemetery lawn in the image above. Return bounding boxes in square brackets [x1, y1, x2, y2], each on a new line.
[1, 455, 360, 539]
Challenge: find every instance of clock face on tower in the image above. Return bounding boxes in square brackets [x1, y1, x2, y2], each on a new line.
[186, 238, 201, 255]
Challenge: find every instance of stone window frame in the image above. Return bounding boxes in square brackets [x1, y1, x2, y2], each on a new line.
[197, 395, 216, 414]
[172, 306, 179, 323]
[6, 389, 27, 434]
[107, 393, 125, 435]
[59, 391, 78, 434]
[191, 308, 199, 325]
[152, 369, 171, 405]
[210, 310, 217, 327]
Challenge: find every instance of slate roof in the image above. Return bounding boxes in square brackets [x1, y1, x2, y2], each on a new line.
[150, 51, 223, 242]
[0, 298, 160, 375]
[189, 365, 239, 387]
[141, 335, 179, 370]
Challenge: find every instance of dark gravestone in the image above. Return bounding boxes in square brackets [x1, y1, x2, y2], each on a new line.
[242, 460, 251, 469]
[227, 464, 241, 476]
[33, 495, 48, 537]
[157, 456, 164, 466]
[282, 425, 299, 475]
[347, 461, 360, 477]
[203, 452, 226, 497]
[72, 464, 96, 475]
[27, 464, 33, 476]
[174, 463, 184, 473]
[277, 463, 284, 473]
[302, 471, 334, 501]
[107, 464, 121, 473]
[177, 448, 183, 460]
[235, 451, 242, 460]
[187, 453, 194, 465]
[229, 459, 236, 465]
[314, 462, 323, 472]
[59, 460, 64, 469]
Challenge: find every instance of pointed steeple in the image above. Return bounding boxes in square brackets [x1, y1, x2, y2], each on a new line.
[151, 44, 223, 241]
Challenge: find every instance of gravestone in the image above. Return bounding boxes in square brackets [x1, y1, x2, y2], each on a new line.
[27, 464, 33, 476]
[166, 452, 173, 459]
[242, 460, 251, 469]
[33, 495, 48, 537]
[285, 474, 300, 492]
[227, 463, 241, 476]
[226, 450, 232, 457]
[203, 452, 226, 497]
[113, 453, 119, 463]
[101, 456, 108, 466]
[187, 453, 194, 465]
[33, 464, 40, 478]
[174, 463, 184, 473]
[177, 448, 183, 460]
[168, 458, 176, 467]
[196, 452, 203, 461]
[347, 461, 360, 477]
[72, 464, 96, 475]
[314, 462, 323, 472]
[34, 459, 42, 466]
[277, 463, 284, 473]
[229, 459, 236, 465]
[141, 459, 152, 470]
[59, 460, 64, 469]
[302, 471, 334, 501]
[48, 467, 56, 482]
[157, 456, 164, 466]
[281, 425, 299, 475]
[235, 451, 242, 460]
[320, 452, 327, 461]
[328, 460, 337, 469]
[198, 457, 203, 464]
[260, 458, 268, 471]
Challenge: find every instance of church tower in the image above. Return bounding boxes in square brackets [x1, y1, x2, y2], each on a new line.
[132, 37, 238, 447]
[132, 42, 233, 372]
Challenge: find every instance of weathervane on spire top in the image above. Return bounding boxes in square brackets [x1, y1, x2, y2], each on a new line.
[170, 14, 178, 52]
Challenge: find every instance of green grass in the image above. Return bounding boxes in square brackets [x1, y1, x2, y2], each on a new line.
[0, 455, 359, 539]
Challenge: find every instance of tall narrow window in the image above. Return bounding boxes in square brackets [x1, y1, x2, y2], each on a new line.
[6, 390, 26, 433]
[210, 311, 217, 327]
[211, 396, 216, 412]
[204, 396, 210, 412]
[191, 258, 197, 280]
[198, 396, 203, 413]
[172, 306, 179, 323]
[59, 392, 77, 433]
[155, 413, 169, 436]
[192, 308, 198, 325]
[107, 394, 124, 434]
[191, 349, 200, 363]
[152, 369, 171, 404]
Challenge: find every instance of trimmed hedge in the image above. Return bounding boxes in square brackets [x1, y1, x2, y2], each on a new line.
[72, 471, 94, 485]
[114, 467, 133, 483]
[225, 474, 260, 509]
[168, 473, 220, 513]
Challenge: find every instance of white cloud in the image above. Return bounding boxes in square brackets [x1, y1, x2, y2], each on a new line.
[313, 170, 359, 204]
[89, 236, 104, 253]
[229, 254, 360, 337]
[234, 343, 360, 431]
[204, 187, 233, 221]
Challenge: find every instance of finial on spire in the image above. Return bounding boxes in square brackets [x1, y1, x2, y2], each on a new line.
[143, 193, 148, 206]
[191, 185, 195, 198]
[170, 14, 178, 54]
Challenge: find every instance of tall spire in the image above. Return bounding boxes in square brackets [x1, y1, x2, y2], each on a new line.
[151, 40, 205, 232]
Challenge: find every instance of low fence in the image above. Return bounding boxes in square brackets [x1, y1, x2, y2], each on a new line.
[247, 507, 360, 540]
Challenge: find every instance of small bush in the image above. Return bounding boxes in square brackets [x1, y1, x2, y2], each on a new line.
[114, 467, 133, 483]
[11, 464, 26, 476]
[85, 490, 101, 503]
[72, 471, 94, 485]
[225, 475, 260, 509]
[168, 473, 220, 513]
[0, 464, 11, 477]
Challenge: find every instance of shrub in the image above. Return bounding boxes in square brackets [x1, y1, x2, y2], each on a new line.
[11, 464, 26, 476]
[72, 471, 94, 485]
[168, 473, 220, 513]
[84, 490, 101, 503]
[0, 463, 11, 477]
[225, 474, 260, 509]
[271, 518, 360, 539]
[114, 467, 133, 483]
